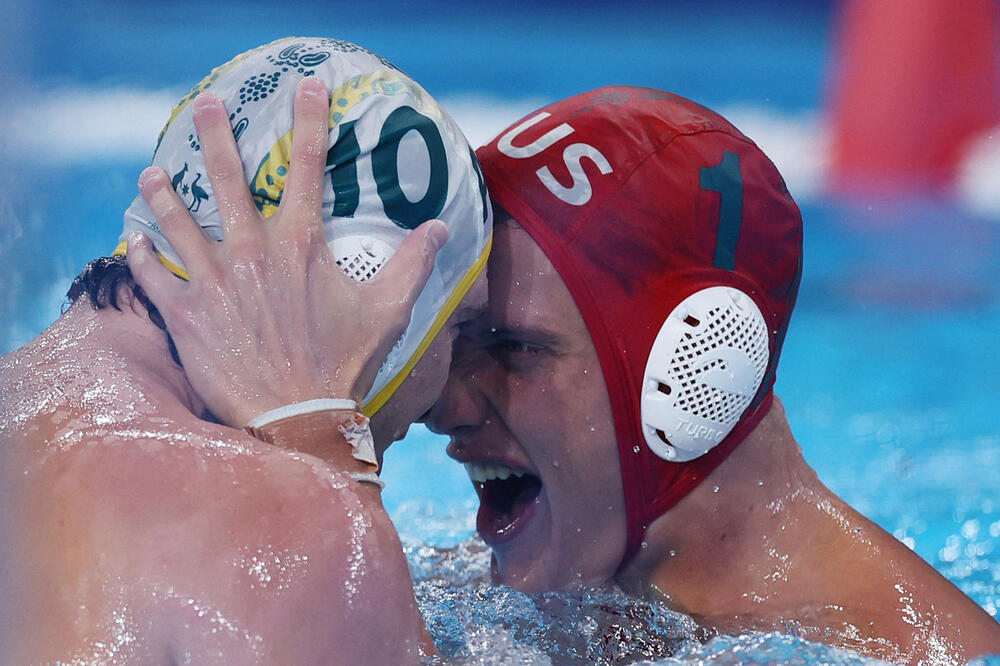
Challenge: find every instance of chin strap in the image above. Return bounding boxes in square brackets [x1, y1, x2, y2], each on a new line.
[244, 398, 383, 489]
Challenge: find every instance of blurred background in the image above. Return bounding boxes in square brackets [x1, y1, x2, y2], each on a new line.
[1, 0, 998, 616]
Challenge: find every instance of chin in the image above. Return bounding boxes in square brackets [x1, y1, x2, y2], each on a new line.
[491, 553, 548, 593]
[490, 548, 586, 594]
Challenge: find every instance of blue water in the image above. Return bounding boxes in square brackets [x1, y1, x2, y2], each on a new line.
[2, 1, 998, 662]
[3, 0, 833, 109]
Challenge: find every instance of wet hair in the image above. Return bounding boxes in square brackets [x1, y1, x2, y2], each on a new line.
[66, 256, 182, 366]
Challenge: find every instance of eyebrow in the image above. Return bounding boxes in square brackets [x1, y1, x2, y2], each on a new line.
[476, 324, 565, 349]
[453, 300, 488, 322]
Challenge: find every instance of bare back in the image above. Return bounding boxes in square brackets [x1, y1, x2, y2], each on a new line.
[0, 306, 424, 664]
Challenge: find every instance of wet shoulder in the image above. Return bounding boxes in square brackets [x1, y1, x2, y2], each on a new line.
[2, 406, 413, 663]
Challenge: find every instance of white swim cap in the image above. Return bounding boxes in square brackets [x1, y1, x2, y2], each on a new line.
[116, 37, 492, 415]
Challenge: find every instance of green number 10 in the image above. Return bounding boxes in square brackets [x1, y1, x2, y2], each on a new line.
[326, 106, 449, 231]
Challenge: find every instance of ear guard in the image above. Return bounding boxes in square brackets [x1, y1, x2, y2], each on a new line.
[476, 85, 803, 565]
[640, 286, 769, 462]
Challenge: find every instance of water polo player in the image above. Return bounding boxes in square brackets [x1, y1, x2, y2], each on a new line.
[425, 87, 1000, 664]
[0, 37, 489, 664]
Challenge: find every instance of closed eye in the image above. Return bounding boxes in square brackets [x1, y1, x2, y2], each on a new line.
[486, 336, 549, 372]
[491, 339, 539, 355]
[458, 324, 560, 371]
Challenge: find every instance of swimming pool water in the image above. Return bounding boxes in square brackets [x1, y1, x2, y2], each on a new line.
[3, 0, 998, 662]
[376, 196, 1000, 663]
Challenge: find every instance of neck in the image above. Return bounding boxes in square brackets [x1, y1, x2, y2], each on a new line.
[44, 298, 206, 418]
[616, 399, 870, 628]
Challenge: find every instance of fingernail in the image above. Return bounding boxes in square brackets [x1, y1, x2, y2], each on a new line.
[427, 219, 449, 250]
[300, 76, 326, 96]
[192, 91, 220, 112]
[137, 167, 160, 190]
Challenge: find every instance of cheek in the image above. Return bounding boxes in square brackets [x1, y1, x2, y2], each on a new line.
[550, 406, 623, 520]
[494, 372, 567, 445]
[537, 367, 626, 570]
[407, 333, 454, 409]
[375, 332, 454, 435]
[528, 364, 616, 459]
[554, 429, 627, 580]
[498, 357, 617, 462]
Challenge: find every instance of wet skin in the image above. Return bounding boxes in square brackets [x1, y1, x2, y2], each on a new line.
[0, 78, 478, 665]
[426, 214, 1000, 665]
[0, 270, 484, 666]
[0, 302, 423, 664]
[426, 216, 628, 592]
[370, 272, 487, 461]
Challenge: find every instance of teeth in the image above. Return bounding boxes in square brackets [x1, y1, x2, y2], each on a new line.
[464, 463, 525, 483]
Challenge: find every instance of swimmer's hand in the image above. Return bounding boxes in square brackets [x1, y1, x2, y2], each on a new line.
[127, 77, 448, 428]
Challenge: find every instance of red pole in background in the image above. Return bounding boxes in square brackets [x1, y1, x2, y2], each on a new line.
[828, 0, 1000, 194]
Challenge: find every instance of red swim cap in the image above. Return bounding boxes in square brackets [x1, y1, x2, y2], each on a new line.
[476, 86, 803, 565]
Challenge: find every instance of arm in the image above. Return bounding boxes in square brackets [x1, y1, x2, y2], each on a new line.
[124, 79, 441, 660]
[127, 78, 448, 426]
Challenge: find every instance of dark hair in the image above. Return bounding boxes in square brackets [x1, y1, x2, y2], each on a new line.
[66, 256, 182, 366]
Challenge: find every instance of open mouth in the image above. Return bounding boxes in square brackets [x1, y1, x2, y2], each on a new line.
[464, 463, 543, 544]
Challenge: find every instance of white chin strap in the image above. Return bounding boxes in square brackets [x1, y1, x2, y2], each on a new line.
[640, 286, 769, 462]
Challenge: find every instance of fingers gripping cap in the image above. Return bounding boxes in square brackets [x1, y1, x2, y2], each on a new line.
[116, 37, 493, 415]
[476, 86, 802, 564]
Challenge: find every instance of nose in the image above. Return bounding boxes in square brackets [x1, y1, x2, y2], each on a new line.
[422, 340, 488, 437]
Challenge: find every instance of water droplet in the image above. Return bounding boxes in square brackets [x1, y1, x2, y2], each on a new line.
[589, 426, 597, 432]
[552, 460, 560, 468]
[632, 445, 641, 454]
[640, 541, 648, 549]
[712, 485, 720, 493]
[668, 549, 676, 557]
[757, 479, 764, 486]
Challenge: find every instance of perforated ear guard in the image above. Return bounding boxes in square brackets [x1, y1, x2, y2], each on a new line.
[640, 286, 769, 462]
[329, 234, 396, 282]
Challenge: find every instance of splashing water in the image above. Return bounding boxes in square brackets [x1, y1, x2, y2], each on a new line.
[404, 536, 898, 666]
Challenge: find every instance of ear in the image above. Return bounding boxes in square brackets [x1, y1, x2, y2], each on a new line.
[639, 286, 769, 462]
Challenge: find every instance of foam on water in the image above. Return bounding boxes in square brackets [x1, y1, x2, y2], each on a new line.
[403, 535, 902, 666]
[388, 497, 995, 665]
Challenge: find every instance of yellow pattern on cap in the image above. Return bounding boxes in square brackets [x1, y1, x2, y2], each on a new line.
[112, 240, 191, 280]
[154, 40, 278, 153]
[250, 71, 442, 218]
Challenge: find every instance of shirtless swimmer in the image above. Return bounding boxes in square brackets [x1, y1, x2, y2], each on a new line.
[0, 37, 490, 664]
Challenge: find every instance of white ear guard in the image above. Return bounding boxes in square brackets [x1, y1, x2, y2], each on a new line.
[640, 285, 769, 462]
[329, 234, 396, 282]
